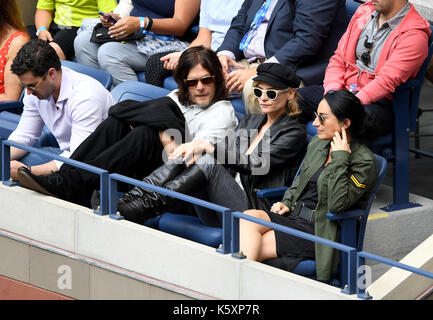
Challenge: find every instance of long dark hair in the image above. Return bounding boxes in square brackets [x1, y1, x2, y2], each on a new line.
[324, 89, 379, 144]
[0, 0, 26, 34]
[174, 46, 228, 105]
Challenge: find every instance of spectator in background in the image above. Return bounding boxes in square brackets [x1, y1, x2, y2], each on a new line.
[216, 0, 348, 114]
[8, 39, 114, 181]
[0, 0, 29, 102]
[31, 0, 117, 60]
[298, 0, 432, 137]
[143, 0, 244, 88]
[73, 0, 200, 87]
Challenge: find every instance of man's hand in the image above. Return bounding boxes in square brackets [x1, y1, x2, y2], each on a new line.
[169, 140, 214, 166]
[161, 51, 183, 70]
[226, 68, 257, 93]
[108, 16, 139, 39]
[270, 202, 290, 215]
[218, 55, 244, 76]
[10, 160, 26, 181]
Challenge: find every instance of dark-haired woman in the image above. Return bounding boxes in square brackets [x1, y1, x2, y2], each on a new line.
[17, 46, 237, 205]
[116, 63, 307, 226]
[239, 89, 379, 282]
[0, 0, 29, 102]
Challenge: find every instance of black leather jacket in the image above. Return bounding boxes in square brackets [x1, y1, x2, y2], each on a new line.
[213, 113, 307, 211]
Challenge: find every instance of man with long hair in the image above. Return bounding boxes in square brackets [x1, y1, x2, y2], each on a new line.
[17, 46, 238, 208]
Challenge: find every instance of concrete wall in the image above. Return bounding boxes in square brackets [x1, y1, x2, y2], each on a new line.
[0, 184, 355, 300]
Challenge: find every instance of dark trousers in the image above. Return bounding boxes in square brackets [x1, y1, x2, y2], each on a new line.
[297, 85, 394, 137]
[60, 116, 164, 202]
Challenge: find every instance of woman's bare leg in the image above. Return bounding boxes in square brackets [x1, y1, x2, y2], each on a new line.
[240, 209, 278, 261]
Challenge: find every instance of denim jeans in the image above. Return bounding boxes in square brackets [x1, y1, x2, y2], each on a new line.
[194, 154, 249, 227]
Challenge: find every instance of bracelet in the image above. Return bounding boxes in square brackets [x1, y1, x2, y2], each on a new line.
[27, 165, 32, 173]
[36, 26, 47, 36]
[145, 16, 153, 31]
[139, 17, 145, 29]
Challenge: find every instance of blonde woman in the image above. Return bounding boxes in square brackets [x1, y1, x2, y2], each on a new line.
[117, 63, 307, 227]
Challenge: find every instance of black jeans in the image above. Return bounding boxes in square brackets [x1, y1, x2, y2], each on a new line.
[297, 85, 394, 137]
[59, 116, 164, 203]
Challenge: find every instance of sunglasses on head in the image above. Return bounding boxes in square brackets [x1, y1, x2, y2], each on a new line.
[314, 112, 326, 125]
[18, 70, 49, 91]
[184, 75, 214, 87]
[253, 87, 289, 100]
[360, 36, 374, 66]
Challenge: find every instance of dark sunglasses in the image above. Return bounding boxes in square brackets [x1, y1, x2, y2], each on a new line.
[253, 87, 289, 100]
[360, 36, 374, 66]
[314, 112, 326, 125]
[184, 76, 214, 87]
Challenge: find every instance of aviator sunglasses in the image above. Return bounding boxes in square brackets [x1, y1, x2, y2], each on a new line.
[18, 69, 49, 91]
[314, 112, 326, 125]
[253, 87, 289, 100]
[184, 75, 215, 87]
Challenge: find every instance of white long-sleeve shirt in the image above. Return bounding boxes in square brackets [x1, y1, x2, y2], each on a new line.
[9, 67, 115, 168]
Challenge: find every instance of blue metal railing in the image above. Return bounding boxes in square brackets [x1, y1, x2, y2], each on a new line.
[356, 251, 433, 299]
[108, 173, 234, 254]
[1, 140, 109, 215]
[2, 139, 433, 298]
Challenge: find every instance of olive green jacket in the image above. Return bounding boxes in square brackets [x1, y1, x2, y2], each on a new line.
[281, 136, 378, 281]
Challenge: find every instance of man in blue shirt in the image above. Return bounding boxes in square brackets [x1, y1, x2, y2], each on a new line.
[217, 0, 348, 114]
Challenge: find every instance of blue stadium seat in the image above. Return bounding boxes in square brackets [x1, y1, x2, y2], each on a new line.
[257, 154, 388, 289]
[158, 213, 222, 248]
[163, 76, 177, 91]
[61, 60, 113, 90]
[110, 80, 170, 102]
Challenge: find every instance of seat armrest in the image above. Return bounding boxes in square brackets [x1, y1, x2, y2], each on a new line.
[326, 209, 365, 221]
[0, 101, 24, 111]
[256, 187, 288, 199]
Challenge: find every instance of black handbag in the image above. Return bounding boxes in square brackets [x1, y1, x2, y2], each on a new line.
[90, 23, 145, 44]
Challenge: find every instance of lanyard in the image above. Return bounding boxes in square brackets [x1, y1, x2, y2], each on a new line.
[239, 0, 273, 51]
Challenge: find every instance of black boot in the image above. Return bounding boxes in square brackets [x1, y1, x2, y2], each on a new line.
[118, 164, 207, 224]
[117, 161, 186, 223]
[17, 167, 73, 200]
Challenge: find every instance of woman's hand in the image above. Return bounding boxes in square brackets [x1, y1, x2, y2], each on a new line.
[270, 202, 290, 215]
[330, 127, 351, 154]
[108, 16, 140, 39]
[37, 29, 53, 42]
[100, 12, 120, 28]
[160, 51, 183, 70]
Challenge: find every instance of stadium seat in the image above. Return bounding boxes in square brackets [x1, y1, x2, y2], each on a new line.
[110, 80, 170, 102]
[61, 60, 113, 90]
[257, 154, 388, 290]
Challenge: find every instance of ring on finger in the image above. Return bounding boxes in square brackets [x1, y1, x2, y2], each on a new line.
[120, 30, 125, 35]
